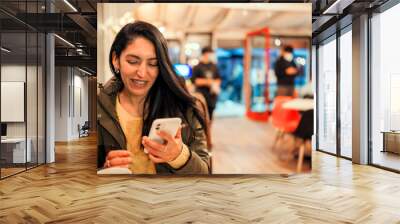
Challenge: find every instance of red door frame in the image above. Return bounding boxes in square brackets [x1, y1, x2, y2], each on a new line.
[243, 27, 270, 121]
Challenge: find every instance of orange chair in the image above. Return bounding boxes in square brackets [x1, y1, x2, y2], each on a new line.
[270, 96, 301, 153]
[271, 96, 301, 131]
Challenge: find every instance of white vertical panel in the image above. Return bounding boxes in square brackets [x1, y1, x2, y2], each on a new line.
[1, 82, 25, 122]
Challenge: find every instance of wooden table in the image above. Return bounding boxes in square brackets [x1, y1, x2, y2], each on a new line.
[1, 138, 32, 164]
[282, 98, 314, 111]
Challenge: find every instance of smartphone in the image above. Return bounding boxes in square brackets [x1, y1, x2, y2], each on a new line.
[148, 118, 182, 144]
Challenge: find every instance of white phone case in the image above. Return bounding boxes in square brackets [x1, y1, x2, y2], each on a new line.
[148, 118, 182, 144]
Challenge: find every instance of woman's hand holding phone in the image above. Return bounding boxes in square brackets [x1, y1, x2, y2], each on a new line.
[104, 150, 132, 168]
[142, 126, 183, 163]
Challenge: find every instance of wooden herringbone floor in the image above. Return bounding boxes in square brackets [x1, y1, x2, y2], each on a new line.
[1, 118, 400, 223]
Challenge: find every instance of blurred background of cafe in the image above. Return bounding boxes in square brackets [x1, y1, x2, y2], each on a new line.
[97, 3, 312, 174]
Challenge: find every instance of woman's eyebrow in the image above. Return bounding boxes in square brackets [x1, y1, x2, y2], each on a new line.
[126, 54, 140, 59]
[126, 54, 157, 61]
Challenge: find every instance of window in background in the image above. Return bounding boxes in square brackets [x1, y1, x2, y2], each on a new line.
[249, 36, 267, 114]
[213, 48, 246, 118]
[371, 3, 400, 171]
[167, 40, 181, 65]
[0, 0, 47, 179]
[339, 27, 352, 158]
[317, 36, 337, 154]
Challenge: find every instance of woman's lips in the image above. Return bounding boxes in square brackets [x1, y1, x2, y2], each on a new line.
[130, 79, 148, 88]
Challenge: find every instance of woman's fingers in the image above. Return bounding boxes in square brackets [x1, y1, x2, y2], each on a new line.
[142, 134, 182, 163]
[142, 138, 164, 157]
[175, 127, 182, 139]
[142, 137, 164, 151]
[109, 156, 132, 167]
[157, 131, 175, 142]
[106, 150, 131, 160]
[104, 150, 132, 168]
[148, 154, 164, 163]
[109, 164, 130, 168]
[145, 145, 164, 158]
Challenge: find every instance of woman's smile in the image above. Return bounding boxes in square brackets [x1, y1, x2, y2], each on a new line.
[129, 78, 149, 88]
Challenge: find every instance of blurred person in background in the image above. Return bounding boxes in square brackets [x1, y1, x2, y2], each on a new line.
[274, 45, 299, 96]
[191, 46, 221, 120]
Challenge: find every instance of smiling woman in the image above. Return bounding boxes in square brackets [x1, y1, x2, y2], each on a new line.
[97, 21, 210, 174]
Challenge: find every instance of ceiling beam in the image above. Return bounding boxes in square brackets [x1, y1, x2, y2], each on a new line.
[86, 0, 97, 12]
[183, 6, 198, 30]
[211, 8, 231, 32]
[67, 13, 96, 38]
[158, 4, 167, 25]
[55, 55, 96, 71]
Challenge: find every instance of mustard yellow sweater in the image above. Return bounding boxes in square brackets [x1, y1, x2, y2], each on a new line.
[116, 96, 190, 174]
[116, 97, 156, 174]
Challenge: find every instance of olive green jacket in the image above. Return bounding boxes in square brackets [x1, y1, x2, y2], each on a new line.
[97, 78, 210, 174]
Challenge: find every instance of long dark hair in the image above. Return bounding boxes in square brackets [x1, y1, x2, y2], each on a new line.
[109, 21, 208, 144]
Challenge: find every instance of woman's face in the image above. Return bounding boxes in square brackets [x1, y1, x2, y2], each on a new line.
[113, 37, 159, 98]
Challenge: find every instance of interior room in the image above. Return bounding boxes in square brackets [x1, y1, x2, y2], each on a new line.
[0, 0, 399, 223]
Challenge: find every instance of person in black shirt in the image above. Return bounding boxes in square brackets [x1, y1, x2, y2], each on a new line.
[274, 45, 299, 96]
[191, 46, 221, 120]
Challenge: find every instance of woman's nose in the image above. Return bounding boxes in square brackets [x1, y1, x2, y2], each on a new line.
[136, 62, 147, 78]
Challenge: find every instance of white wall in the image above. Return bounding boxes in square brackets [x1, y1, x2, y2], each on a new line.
[1, 64, 45, 163]
[1, 65, 30, 138]
[55, 66, 69, 141]
[54, 67, 89, 141]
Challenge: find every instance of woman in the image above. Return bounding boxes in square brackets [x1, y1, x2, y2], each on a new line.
[97, 21, 210, 174]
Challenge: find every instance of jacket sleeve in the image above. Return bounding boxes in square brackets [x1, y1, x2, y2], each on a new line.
[97, 122, 106, 169]
[172, 113, 210, 174]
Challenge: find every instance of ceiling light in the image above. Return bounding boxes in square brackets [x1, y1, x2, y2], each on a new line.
[159, 26, 165, 34]
[1, 47, 11, 53]
[54, 34, 75, 48]
[188, 59, 199, 67]
[63, 0, 78, 12]
[274, 38, 281, 46]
